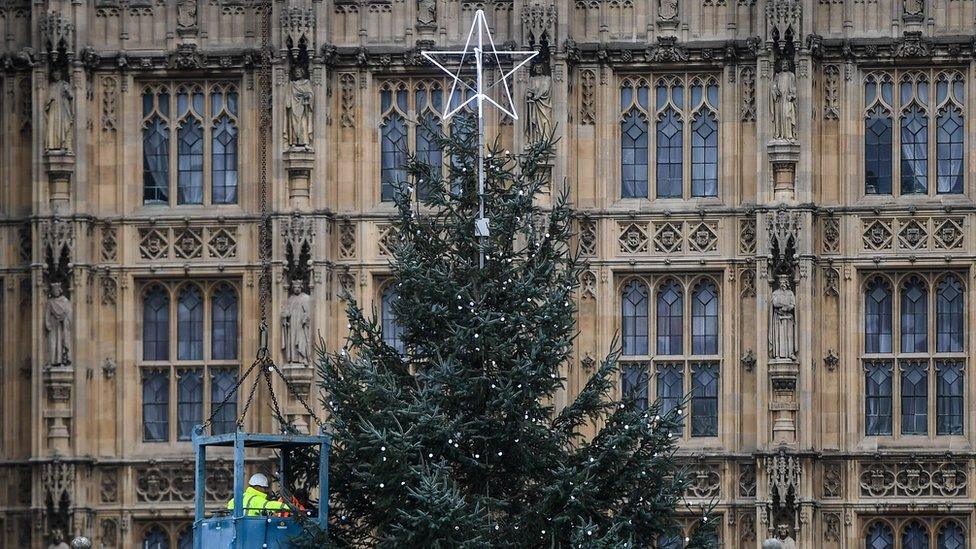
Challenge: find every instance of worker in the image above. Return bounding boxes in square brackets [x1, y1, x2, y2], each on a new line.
[226, 473, 287, 516]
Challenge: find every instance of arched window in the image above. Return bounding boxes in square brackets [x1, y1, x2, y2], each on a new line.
[691, 363, 718, 437]
[900, 361, 928, 435]
[211, 283, 238, 360]
[381, 285, 404, 354]
[900, 277, 928, 353]
[621, 364, 649, 411]
[866, 521, 894, 549]
[691, 110, 718, 198]
[143, 114, 170, 204]
[143, 526, 170, 549]
[211, 113, 238, 204]
[621, 109, 648, 198]
[416, 84, 443, 199]
[177, 88, 205, 205]
[621, 280, 649, 356]
[380, 86, 408, 202]
[177, 285, 204, 360]
[937, 107, 964, 194]
[142, 369, 170, 442]
[937, 275, 964, 353]
[938, 521, 965, 549]
[144, 285, 170, 361]
[656, 364, 683, 422]
[176, 369, 203, 441]
[865, 277, 892, 353]
[865, 109, 893, 195]
[210, 369, 238, 435]
[903, 521, 930, 549]
[865, 361, 893, 436]
[691, 280, 718, 355]
[656, 107, 683, 198]
[656, 280, 683, 355]
[900, 104, 928, 194]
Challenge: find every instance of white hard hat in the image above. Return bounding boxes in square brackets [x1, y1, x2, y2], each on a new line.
[249, 473, 270, 488]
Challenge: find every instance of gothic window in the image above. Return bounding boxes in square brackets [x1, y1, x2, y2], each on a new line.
[381, 284, 404, 354]
[902, 521, 929, 549]
[619, 275, 721, 440]
[211, 283, 238, 360]
[621, 364, 649, 411]
[211, 85, 240, 204]
[866, 521, 894, 549]
[937, 275, 964, 353]
[143, 284, 170, 361]
[691, 362, 718, 437]
[176, 369, 203, 441]
[619, 75, 720, 200]
[139, 281, 241, 443]
[448, 86, 477, 196]
[141, 82, 241, 206]
[379, 80, 449, 202]
[938, 521, 966, 549]
[143, 526, 170, 549]
[178, 284, 204, 361]
[656, 280, 683, 355]
[900, 277, 928, 353]
[864, 70, 966, 197]
[621, 279, 649, 356]
[692, 280, 719, 355]
[862, 272, 967, 439]
[865, 277, 892, 353]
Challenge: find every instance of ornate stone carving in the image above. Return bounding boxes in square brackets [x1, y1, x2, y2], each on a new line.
[207, 227, 238, 259]
[177, 0, 198, 31]
[740, 512, 757, 543]
[101, 226, 117, 262]
[139, 228, 169, 260]
[578, 218, 596, 256]
[136, 461, 232, 502]
[377, 224, 401, 257]
[281, 280, 311, 366]
[41, 12, 74, 63]
[100, 273, 117, 306]
[769, 275, 796, 360]
[739, 462, 757, 496]
[339, 73, 356, 128]
[417, 0, 437, 28]
[739, 217, 757, 254]
[100, 468, 118, 503]
[823, 512, 841, 542]
[897, 218, 927, 250]
[859, 459, 967, 497]
[741, 349, 756, 373]
[525, 47, 554, 144]
[618, 222, 649, 254]
[770, 60, 797, 142]
[99, 519, 118, 547]
[767, 207, 799, 277]
[174, 227, 203, 259]
[281, 7, 315, 55]
[766, 451, 801, 528]
[101, 76, 118, 132]
[166, 43, 204, 69]
[338, 220, 356, 259]
[822, 461, 842, 497]
[823, 65, 839, 120]
[658, 0, 678, 22]
[645, 36, 688, 62]
[822, 216, 839, 254]
[102, 357, 116, 379]
[284, 72, 314, 149]
[45, 282, 72, 367]
[740, 267, 757, 298]
[823, 267, 839, 297]
[42, 459, 75, 536]
[652, 221, 680, 253]
[282, 213, 314, 285]
[933, 217, 964, 249]
[18, 75, 32, 134]
[579, 69, 596, 125]
[894, 31, 930, 58]
[44, 70, 74, 152]
[861, 218, 893, 251]
[688, 221, 718, 253]
[685, 461, 721, 498]
[19, 222, 32, 263]
[580, 270, 597, 300]
[765, 0, 802, 50]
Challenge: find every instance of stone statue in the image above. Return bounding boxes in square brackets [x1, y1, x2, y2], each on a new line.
[284, 64, 314, 149]
[44, 71, 74, 151]
[770, 59, 797, 141]
[775, 524, 797, 549]
[281, 280, 311, 365]
[417, 0, 437, 26]
[769, 275, 796, 360]
[45, 282, 72, 367]
[177, 0, 198, 29]
[525, 62, 553, 144]
[47, 530, 70, 549]
[659, 0, 678, 20]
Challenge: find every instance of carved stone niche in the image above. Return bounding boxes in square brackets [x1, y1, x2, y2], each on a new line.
[765, 450, 801, 541]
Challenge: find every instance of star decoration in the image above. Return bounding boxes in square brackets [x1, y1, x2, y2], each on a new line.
[422, 9, 536, 121]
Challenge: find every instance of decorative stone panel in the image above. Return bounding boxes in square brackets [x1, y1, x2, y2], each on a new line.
[858, 459, 968, 498]
[618, 221, 649, 254]
[139, 226, 239, 261]
[861, 216, 965, 252]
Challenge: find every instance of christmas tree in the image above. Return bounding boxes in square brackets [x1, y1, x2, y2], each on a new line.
[304, 118, 715, 547]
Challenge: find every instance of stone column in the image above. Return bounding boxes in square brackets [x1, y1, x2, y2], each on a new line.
[45, 149, 75, 215]
[284, 148, 314, 210]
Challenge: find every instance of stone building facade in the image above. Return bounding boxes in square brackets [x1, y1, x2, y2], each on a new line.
[1, 0, 975, 547]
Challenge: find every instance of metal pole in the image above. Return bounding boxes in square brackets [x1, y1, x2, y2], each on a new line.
[475, 18, 486, 270]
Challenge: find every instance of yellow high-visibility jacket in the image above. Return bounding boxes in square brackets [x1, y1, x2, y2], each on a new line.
[226, 486, 287, 517]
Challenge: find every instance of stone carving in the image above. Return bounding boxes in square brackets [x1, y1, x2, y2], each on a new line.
[897, 218, 927, 250]
[139, 228, 169, 260]
[338, 270, 356, 299]
[377, 224, 401, 257]
[207, 227, 238, 258]
[177, 0, 198, 30]
[41, 12, 74, 64]
[100, 273, 117, 306]
[739, 462, 757, 496]
[740, 67, 757, 122]
[685, 461, 721, 498]
[823, 512, 841, 542]
[823, 65, 839, 120]
[101, 76, 118, 132]
[739, 218, 757, 254]
[281, 280, 311, 366]
[822, 216, 839, 253]
[769, 275, 796, 360]
[338, 220, 356, 259]
[282, 213, 314, 286]
[578, 218, 596, 256]
[740, 267, 756, 297]
[100, 468, 118, 502]
[689, 222, 718, 252]
[167, 43, 204, 69]
[174, 228, 203, 259]
[772, 525, 797, 549]
[100, 519, 117, 547]
[934, 217, 964, 249]
[903, 0, 923, 16]
[102, 357, 117, 379]
[658, 0, 678, 21]
[822, 461, 841, 497]
[47, 529, 70, 549]
[766, 451, 800, 511]
[770, 59, 797, 141]
[45, 70, 75, 152]
[859, 459, 968, 497]
[645, 36, 688, 62]
[42, 459, 75, 538]
[101, 226, 117, 262]
[339, 74, 356, 128]
[580, 271, 597, 300]
[19, 222, 32, 263]
[894, 31, 930, 58]
[135, 461, 233, 502]
[862, 218, 893, 251]
[741, 349, 756, 372]
[417, 0, 437, 27]
[823, 266, 839, 297]
[619, 222, 649, 254]
[579, 69, 596, 125]
[45, 282, 72, 367]
[739, 512, 756, 543]
[652, 221, 681, 253]
[525, 53, 553, 144]
[284, 68, 314, 149]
